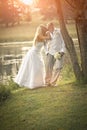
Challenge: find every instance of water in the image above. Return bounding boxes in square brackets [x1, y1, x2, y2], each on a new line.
[0, 41, 32, 83]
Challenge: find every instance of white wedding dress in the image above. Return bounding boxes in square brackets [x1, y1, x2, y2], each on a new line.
[14, 42, 45, 89]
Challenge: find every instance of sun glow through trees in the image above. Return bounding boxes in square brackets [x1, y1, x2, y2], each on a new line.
[20, 0, 33, 5]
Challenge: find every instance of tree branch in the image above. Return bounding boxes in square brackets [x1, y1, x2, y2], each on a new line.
[64, 0, 76, 9]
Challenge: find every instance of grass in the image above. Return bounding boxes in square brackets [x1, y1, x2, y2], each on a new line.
[0, 80, 87, 130]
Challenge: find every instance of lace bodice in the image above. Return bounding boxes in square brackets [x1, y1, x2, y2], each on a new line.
[32, 42, 44, 52]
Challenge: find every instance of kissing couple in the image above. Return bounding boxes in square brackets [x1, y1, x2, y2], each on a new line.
[14, 22, 66, 89]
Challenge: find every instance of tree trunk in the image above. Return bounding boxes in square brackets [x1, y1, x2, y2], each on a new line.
[76, 19, 87, 82]
[55, 0, 83, 81]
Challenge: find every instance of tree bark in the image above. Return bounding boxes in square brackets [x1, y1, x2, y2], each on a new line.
[55, 0, 83, 80]
[76, 19, 87, 82]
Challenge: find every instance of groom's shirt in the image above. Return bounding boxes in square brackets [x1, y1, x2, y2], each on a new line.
[46, 28, 66, 55]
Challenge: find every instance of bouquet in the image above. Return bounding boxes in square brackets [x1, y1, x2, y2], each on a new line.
[54, 52, 62, 60]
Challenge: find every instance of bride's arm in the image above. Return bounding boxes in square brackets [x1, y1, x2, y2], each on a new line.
[38, 32, 51, 41]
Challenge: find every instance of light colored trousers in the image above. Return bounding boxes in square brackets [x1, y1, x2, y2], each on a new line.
[45, 53, 64, 85]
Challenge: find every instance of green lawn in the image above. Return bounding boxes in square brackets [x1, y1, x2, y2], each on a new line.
[0, 81, 87, 130]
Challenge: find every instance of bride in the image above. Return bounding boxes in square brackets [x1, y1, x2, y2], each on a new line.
[14, 25, 51, 89]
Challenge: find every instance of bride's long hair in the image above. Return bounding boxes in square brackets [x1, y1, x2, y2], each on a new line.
[33, 24, 47, 46]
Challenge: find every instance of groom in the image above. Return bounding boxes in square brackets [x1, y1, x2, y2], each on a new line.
[45, 22, 66, 86]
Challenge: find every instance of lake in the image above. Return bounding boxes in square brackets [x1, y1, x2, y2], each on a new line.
[0, 41, 32, 83]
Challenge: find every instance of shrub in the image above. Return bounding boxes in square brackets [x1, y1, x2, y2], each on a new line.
[0, 84, 11, 103]
[7, 78, 19, 90]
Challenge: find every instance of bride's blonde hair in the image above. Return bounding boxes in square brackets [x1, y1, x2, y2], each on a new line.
[33, 24, 47, 45]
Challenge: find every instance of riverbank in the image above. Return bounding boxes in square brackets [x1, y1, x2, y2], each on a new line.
[0, 38, 78, 47]
[0, 41, 33, 46]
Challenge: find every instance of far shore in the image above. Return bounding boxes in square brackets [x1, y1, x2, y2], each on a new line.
[0, 41, 33, 46]
[0, 38, 78, 46]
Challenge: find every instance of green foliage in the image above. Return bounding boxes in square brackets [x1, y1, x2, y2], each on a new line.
[57, 56, 77, 86]
[62, 65, 75, 80]
[0, 0, 32, 27]
[0, 84, 11, 103]
[75, 77, 87, 87]
[0, 78, 19, 103]
[7, 78, 19, 90]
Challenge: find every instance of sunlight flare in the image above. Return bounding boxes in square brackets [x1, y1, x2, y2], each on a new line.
[20, 0, 33, 5]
